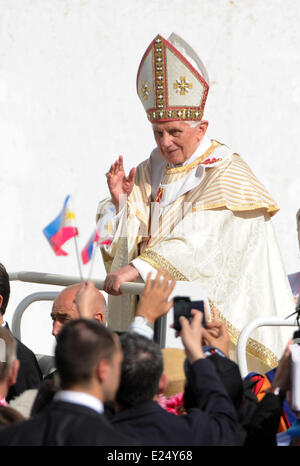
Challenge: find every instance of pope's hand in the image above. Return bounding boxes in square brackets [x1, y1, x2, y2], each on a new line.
[106, 155, 136, 211]
[103, 264, 140, 296]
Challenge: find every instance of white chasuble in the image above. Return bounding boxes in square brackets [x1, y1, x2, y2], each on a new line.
[96, 137, 295, 369]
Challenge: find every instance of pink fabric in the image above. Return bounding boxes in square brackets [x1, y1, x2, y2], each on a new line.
[0, 397, 8, 407]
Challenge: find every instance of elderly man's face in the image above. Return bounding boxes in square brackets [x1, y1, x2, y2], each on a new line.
[51, 284, 106, 339]
[51, 288, 80, 339]
[153, 120, 208, 165]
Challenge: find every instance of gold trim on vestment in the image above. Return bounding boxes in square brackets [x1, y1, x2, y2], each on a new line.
[138, 249, 189, 281]
[165, 140, 220, 175]
[207, 299, 279, 369]
[138, 246, 280, 368]
[192, 201, 279, 216]
[202, 180, 275, 201]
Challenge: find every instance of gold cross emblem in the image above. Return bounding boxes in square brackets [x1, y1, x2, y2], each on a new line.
[141, 80, 151, 100]
[173, 76, 193, 95]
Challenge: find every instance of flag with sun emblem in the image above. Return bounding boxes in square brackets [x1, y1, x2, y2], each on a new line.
[43, 195, 79, 256]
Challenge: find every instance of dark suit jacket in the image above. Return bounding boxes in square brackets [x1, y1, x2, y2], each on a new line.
[112, 358, 239, 446]
[185, 350, 283, 446]
[243, 392, 283, 446]
[0, 400, 136, 446]
[5, 324, 42, 402]
[184, 348, 245, 412]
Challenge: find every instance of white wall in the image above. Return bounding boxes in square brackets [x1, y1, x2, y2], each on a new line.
[1, 0, 300, 356]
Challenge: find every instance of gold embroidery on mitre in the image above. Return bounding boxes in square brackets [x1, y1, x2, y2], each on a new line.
[141, 80, 151, 100]
[137, 34, 209, 123]
[154, 37, 166, 113]
[173, 76, 193, 95]
[147, 108, 204, 122]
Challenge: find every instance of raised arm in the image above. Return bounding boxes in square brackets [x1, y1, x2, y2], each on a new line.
[106, 155, 136, 212]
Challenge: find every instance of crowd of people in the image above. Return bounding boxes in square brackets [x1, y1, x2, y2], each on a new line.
[0, 259, 298, 447]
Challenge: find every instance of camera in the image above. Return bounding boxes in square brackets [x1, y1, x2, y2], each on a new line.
[173, 296, 206, 331]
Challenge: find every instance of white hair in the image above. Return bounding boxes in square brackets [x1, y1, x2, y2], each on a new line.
[183, 120, 202, 128]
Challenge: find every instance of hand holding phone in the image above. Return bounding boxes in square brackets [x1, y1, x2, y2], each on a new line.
[178, 308, 205, 363]
[173, 296, 206, 332]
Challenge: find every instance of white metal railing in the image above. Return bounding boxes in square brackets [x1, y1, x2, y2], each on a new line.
[9, 270, 145, 294]
[10, 271, 298, 374]
[11, 292, 59, 340]
[236, 316, 298, 377]
[8, 271, 169, 347]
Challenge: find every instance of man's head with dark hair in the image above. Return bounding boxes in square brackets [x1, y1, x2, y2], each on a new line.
[116, 332, 164, 408]
[0, 264, 10, 317]
[55, 319, 122, 402]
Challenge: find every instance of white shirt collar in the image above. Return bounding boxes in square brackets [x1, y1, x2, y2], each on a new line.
[53, 390, 104, 414]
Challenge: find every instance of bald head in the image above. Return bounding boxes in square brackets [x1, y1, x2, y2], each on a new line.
[51, 283, 107, 339]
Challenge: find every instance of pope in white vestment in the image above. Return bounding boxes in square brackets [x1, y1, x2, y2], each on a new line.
[97, 33, 295, 370]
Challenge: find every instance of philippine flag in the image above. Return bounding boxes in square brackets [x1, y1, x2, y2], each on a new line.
[81, 207, 114, 265]
[81, 226, 112, 265]
[43, 195, 79, 256]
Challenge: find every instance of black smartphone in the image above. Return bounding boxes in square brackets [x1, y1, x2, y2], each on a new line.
[173, 296, 205, 331]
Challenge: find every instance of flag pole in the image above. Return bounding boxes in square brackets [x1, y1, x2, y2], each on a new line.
[87, 211, 112, 282]
[84, 207, 114, 282]
[73, 235, 84, 281]
[68, 196, 83, 281]
[87, 237, 99, 282]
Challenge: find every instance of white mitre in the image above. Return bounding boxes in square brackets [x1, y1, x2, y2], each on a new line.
[136, 33, 210, 123]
